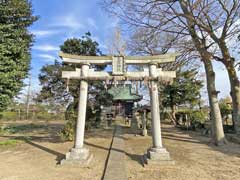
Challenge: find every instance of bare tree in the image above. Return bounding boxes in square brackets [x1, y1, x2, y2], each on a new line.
[102, 0, 228, 145]
[127, 26, 200, 70]
[176, 0, 240, 134]
[107, 26, 126, 55]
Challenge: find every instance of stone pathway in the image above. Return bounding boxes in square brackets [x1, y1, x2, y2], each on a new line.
[103, 125, 127, 180]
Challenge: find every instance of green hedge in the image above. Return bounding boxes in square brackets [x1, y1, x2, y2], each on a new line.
[0, 111, 18, 120]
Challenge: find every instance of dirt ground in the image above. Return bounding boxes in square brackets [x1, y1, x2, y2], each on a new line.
[0, 120, 240, 180]
[124, 124, 240, 180]
[0, 120, 113, 180]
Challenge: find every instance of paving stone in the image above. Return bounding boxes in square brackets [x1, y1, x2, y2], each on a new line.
[103, 125, 127, 180]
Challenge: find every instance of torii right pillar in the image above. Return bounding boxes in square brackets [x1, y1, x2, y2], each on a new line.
[143, 63, 175, 166]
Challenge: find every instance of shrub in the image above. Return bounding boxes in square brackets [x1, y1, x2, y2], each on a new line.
[60, 102, 77, 141]
[188, 110, 207, 129]
[60, 101, 100, 141]
[0, 111, 18, 120]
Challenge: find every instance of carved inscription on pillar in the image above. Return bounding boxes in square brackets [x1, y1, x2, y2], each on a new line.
[112, 56, 124, 75]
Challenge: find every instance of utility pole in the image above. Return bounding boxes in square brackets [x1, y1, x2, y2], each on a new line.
[26, 74, 31, 120]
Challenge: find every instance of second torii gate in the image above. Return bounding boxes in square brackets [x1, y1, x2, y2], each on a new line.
[60, 52, 178, 166]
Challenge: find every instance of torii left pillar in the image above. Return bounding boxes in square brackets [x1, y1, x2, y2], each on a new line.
[61, 64, 93, 166]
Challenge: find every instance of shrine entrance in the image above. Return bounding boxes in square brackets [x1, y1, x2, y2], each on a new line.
[107, 85, 142, 118]
[59, 52, 177, 166]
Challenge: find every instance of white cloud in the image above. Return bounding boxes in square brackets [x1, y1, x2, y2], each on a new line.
[87, 17, 97, 29]
[33, 44, 59, 52]
[92, 35, 100, 43]
[37, 54, 56, 61]
[106, 17, 120, 29]
[51, 14, 85, 30]
[31, 30, 59, 37]
[99, 43, 108, 50]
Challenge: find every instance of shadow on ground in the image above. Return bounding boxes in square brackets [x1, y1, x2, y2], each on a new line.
[161, 122, 240, 158]
[186, 128, 240, 157]
[0, 135, 65, 164]
[85, 141, 143, 166]
[25, 140, 65, 164]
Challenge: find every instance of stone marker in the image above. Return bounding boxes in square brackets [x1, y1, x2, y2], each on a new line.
[142, 110, 148, 136]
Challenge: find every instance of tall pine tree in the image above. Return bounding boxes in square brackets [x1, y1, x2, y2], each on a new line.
[0, 0, 37, 111]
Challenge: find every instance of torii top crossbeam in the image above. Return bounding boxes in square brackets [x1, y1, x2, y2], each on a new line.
[59, 52, 179, 65]
[60, 52, 178, 81]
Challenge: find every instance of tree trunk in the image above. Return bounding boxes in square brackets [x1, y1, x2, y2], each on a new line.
[203, 60, 227, 145]
[171, 104, 178, 126]
[225, 62, 240, 134]
[179, 0, 226, 145]
[218, 41, 240, 134]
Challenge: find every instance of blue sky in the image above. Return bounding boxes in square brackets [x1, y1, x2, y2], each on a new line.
[27, 0, 238, 102]
[28, 0, 117, 91]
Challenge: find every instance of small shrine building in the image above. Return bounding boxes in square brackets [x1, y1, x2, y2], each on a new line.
[105, 85, 142, 118]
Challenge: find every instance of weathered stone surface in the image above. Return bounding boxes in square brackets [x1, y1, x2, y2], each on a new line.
[60, 148, 93, 167]
[142, 110, 148, 136]
[60, 52, 178, 65]
[131, 117, 139, 134]
[148, 148, 170, 160]
[60, 53, 177, 172]
[142, 147, 175, 167]
[142, 129, 148, 136]
[142, 154, 175, 167]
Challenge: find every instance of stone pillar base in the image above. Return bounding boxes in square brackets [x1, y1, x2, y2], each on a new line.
[60, 148, 93, 167]
[100, 119, 108, 129]
[142, 147, 175, 167]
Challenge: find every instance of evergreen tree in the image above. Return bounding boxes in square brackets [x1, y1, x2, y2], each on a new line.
[38, 32, 111, 140]
[38, 33, 104, 104]
[161, 69, 203, 125]
[219, 97, 232, 126]
[38, 60, 70, 108]
[0, 0, 37, 111]
[60, 32, 101, 56]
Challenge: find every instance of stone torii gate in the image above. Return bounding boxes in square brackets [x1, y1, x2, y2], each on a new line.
[59, 52, 177, 166]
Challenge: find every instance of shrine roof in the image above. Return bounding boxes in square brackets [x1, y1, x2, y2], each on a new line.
[108, 85, 142, 102]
